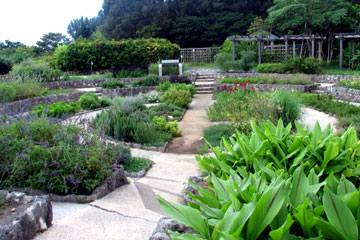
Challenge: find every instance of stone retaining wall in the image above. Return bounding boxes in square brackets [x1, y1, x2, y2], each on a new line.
[213, 72, 353, 84]
[0, 92, 84, 114]
[99, 86, 156, 98]
[214, 83, 318, 93]
[44, 76, 171, 90]
[324, 86, 360, 103]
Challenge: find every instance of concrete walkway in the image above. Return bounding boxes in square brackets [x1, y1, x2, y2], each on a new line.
[300, 107, 338, 132]
[167, 94, 213, 154]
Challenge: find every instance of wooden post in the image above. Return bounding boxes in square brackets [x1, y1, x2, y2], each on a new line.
[285, 35, 288, 59]
[339, 34, 344, 70]
[293, 41, 296, 59]
[232, 40, 235, 61]
[258, 40, 262, 64]
[318, 40, 322, 61]
[311, 34, 315, 58]
[352, 40, 356, 68]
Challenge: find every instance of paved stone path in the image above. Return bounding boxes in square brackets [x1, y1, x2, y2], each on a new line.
[300, 107, 338, 132]
[167, 94, 213, 154]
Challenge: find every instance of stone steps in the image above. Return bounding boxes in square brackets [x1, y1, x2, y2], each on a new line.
[195, 74, 215, 94]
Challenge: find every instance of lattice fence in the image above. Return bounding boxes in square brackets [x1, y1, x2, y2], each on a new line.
[181, 47, 221, 63]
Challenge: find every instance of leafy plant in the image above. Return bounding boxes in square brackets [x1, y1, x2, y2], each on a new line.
[0, 56, 12, 74]
[10, 59, 61, 82]
[271, 90, 302, 126]
[169, 75, 192, 84]
[153, 116, 182, 137]
[140, 90, 161, 103]
[160, 88, 192, 108]
[31, 102, 81, 117]
[101, 80, 126, 89]
[0, 81, 48, 102]
[203, 123, 235, 147]
[156, 81, 172, 92]
[131, 74, 159, 87]
[78, 92, 100, 110]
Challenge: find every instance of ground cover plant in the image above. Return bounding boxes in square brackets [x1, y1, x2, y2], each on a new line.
[44, 89, 75, 96]
[337, 77, 360, 90]
[208, 83, 301, 133]
[0, 115, 133, 195]
[159, 121, 360, 239]
[91, 96, 182, 146]
[101, 80, 126, 89]
[221, 74, 313, 85]
[256, 57, 322, 74]
[202, 123, 234, 147]
[123, 157, 150, 173]
[131, 74, 160, 87]
[298, 93, 360, 134]
[0, 81, 48, 102]
[156, 81, 195, 108]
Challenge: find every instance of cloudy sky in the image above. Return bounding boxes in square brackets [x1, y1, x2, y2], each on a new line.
[0, 0, 103, 46]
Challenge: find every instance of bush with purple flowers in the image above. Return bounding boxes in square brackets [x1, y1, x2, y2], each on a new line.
[0, 115, 131, 195]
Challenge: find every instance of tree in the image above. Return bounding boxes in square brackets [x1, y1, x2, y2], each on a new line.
[36, 33, 70, 52]
[67, 16, 102, 40]
[0, 40, 25, 50]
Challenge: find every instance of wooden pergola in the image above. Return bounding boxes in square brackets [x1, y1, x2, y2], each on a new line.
[335, 33, 360, 70]
[228, 34, 326, 64]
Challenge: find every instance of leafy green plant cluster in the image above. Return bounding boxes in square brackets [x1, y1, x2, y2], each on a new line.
[131, 74, 159, 87]
[10, 59, 62, 82]
[78, 92, 101, 110]
[153, 116, 182, 137]
[140, 90, 161, 103]
[31, 102, 81, 117]
[51, 39, 180, 72]
[146, 103, 184, 120]
[101, 80, 126, 89]
[91, 96, 176, 146]
[272, 91, 302, 126]
[160, 88, 192, 108]
[337, 75, 360, 90]
[203, 123, 235, 147]
[256, 57, 322, 74]
[221, 74, 312, 85]
[208, 89, 278, 133]
[298, 93, 360, 134]
[123, 157, 150, 173]
[0, 81, 48, 102]
[160, 121, 360, 239]
[0, 116, 131, 195]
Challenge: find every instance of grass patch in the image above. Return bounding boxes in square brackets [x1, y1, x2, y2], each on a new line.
[221, 74, 313, 85]
[123, 157, 150, 172]
[203, 123, 235, 147]
[322, 65, 360, 75]
[44, 89, 75, 96]
[297, 93, 360, 134]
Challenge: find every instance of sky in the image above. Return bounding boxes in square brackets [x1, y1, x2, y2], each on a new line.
[0, 0, 103, 46]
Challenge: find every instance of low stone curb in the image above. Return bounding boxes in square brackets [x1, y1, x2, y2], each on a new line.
[6, 165, 127, 203]
[125, 161, 153, 178]
[214, 83, 318, 93]
[0, 191, 52, 240]
[98, 86, 157, 98]
[324, 86, 360, 103]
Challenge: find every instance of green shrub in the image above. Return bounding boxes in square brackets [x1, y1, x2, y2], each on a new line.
[100, 97, 111, 107]
[62, 72, 70, 81]
[203, 123, 235, 147]
[160, 88, 192, 108]
[287, 57, 322, 74]
[31, 102, 81, 117]
[0, 81, 48, 102]
[78, 92, 100, 110]
[0, 57, 12, 74]
[0, 116, 131, 195]
[123, 157, 150, 172]
[156, 81, 172, 92]
[256, 62, 289, 73]
[10, 59, 62, 82]
[239, 50, 257, 71]
[131, 74, 159, 87]
[215, 52, 236, 71]
[101, 80, 126, 89]
[153, 116, 182, 137]
[52, 39, 180, 72]
[271, 91, 302, 126]
[148, 103, 184, 119]
[117, 69, 147, 78]
[169, 83, 196, 97]
[140, 90, 160, 103]
[118, 96, 145, 114]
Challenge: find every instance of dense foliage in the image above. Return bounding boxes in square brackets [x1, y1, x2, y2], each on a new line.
[256, 57, 322, 74]
[160, 121, 360, 239]
[101, 80, 126, 89]
[31, 102, 81, 117]
[0, 57, 12, 74]
[221, 74, 312, 85]
[0, 81, 48, 102]
[78, 92, 101, 110]
[130, 75, 160, 87]
[51, 39, 180, 72]
[0, 116, 131, 195]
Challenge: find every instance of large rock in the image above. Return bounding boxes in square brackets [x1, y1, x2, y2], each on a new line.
[0, 191, 52, 240]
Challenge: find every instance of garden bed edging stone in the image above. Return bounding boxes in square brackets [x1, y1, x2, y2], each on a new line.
[214, 83, 318, 93]
[324, 86, 360, 103]
[0, 191, 52, 240]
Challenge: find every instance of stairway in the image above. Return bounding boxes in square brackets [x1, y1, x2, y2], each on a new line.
[194, 74, 215, 94]
[310, 83, 334, 95]
[75, 87, 104, 98]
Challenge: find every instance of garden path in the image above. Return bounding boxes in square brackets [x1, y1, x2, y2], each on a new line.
[300, 107, 338, 132]
[166, 94, 213, 154]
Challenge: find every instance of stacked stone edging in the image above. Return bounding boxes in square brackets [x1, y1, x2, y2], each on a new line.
[0, 92, 84, 115]
[6, 166, 127, 203]
[98, 86, 157, 98]
[324, 86, 360, 103]
[0, 191, 52, 240]
[44, 76, 170, 90]
[214, 83, 318, 93]
[213, 72, 353, 84]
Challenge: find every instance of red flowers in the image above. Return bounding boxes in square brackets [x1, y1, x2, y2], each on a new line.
[221, 85, 227, 90]
[95, 42, 99, 46]
[221, 79, 255, 94]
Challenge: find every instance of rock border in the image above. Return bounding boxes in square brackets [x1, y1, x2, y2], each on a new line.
[324, 86, 360, 103]
[125, 160, 153, 178]
[149, 217, 197, 240]
[215, 83, 318, 93]
[0, 191, 52, 240]
[6, 165, 127, 203]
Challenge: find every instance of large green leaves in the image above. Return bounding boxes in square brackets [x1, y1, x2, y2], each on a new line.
[323, 187, 358, 240]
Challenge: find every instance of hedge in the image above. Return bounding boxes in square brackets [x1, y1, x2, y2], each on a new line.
[51, 38, 181, 72]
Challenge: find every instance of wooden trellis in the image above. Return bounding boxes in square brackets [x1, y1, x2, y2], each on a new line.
[336, 33, 360, 70]
[181, 47, 221, 63]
